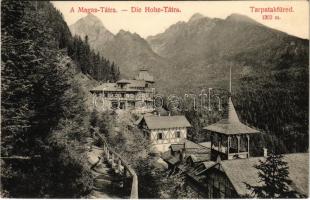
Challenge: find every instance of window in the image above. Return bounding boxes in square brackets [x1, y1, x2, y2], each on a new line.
[176, 131, 181, 138]
[157, 133, 163, 140]
[111, 101, 118, 109]
[120, 102, 125, 109]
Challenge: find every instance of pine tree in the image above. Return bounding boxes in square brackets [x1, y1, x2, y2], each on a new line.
[1, 1, 92, 197]
[245, 153, 298, 198]
[1, 0, 38, 157]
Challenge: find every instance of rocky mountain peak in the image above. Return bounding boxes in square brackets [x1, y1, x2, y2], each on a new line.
[188, 13, 205, 22]
[73, 13, 104, 28]
[117, 29, 131, 35]
[69, 14, 114, 50]
[225, 13, 260, 25]
[116, 30, 144, 41]
[84, 13, 100, 21]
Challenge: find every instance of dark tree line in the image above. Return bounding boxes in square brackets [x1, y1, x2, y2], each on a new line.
[68, 35, 120, 82]
[31, 1, 120, 82]
[1, 1, 96, 197]
[165, 71, 308, 157]
[234, 67, 309, 155]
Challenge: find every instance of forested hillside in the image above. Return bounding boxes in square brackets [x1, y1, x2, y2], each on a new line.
[1, 1, 117, 197]
[33, 2, 120, 82]
[147, 13, 309, 156]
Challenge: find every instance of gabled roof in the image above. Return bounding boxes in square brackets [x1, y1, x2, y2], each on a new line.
[202, 161, 217, 170]
[170, 143, 184, 152]
[204, 97, 259, 135]
[199, 142, 211, 148]
[170, 140, 210, 153]
[189, 161, 216, 177]
[117, 79, 131, 84]
[220, 157, 263, 196]
[116, 79, 147, 88]
[219, 153, 308, 197]
[167, 156, 181, 165]
[127, 80, 146, 88]
[188, 154, 211, 163]
[142, 115, 192, 130]
[185, 140, 203, 149]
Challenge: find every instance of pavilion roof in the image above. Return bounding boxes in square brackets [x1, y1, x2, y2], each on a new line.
[204, 97, 259, 135]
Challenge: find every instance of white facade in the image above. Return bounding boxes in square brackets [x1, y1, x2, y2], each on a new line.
[92, 93, 154, 112]
[148, 127, 187, 152]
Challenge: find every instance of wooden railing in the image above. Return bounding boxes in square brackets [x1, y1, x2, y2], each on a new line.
[95, 133, 138, 199]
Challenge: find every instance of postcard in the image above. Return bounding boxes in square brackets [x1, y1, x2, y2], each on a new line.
[1, 0, 309, 199]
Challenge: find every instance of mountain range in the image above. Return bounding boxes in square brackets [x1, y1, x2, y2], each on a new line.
[70, 13, 308, 94]
[70, 13, 170, 86]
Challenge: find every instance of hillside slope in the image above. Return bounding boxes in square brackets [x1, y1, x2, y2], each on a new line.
[69, 12, 308, 154]
[147, 13, 308, 93]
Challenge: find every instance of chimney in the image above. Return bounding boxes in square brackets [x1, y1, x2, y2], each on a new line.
[263, 148, 268, 157]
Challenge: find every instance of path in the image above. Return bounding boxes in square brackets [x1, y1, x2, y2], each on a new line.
[85, 137, 128, 199]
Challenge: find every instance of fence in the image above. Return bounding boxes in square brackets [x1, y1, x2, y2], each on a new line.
[94, 133, 138, 199]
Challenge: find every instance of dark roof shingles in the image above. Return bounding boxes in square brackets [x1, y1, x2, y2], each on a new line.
[221, 153, 309, 197]
[144, 115, 191, 129]
[204, 97, 259, 135]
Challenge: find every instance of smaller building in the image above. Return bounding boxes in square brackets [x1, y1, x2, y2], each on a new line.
[186, 153, 309, 198]
[137, 115, 192, 153]
[162, 140, 211, 169]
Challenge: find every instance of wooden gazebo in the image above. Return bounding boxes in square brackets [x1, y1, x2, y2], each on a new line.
[204, 97, 259, 161]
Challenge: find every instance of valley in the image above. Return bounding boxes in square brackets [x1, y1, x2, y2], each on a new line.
[70, 12, 309, 155]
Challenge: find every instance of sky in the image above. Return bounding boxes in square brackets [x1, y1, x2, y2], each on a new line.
[52, 1, 309, 39]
